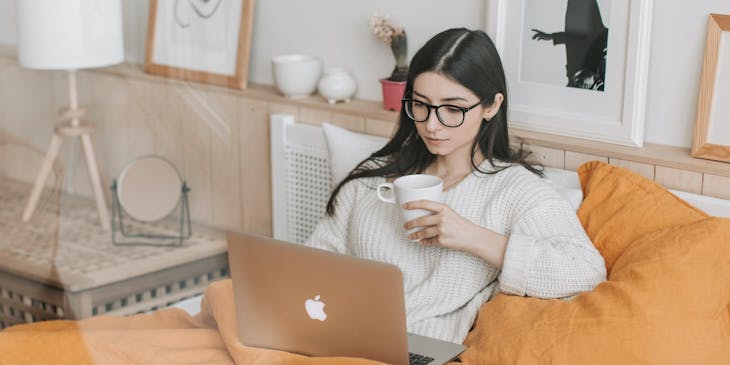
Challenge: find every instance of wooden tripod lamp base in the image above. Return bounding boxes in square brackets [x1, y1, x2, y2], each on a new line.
[21, 70, 110, 231]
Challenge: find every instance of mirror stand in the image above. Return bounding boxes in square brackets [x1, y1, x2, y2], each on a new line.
[110, 180, 192, 247]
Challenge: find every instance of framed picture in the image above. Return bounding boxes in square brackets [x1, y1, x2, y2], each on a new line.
[692, 14, 730, 163]
[485, 0, 653, 146]
[144, 0, 255, 89]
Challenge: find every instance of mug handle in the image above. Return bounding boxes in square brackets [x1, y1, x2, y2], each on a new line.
[376, 183, 396, 203]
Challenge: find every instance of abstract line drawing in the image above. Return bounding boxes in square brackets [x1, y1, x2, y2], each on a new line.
[174, 0, 224, 28]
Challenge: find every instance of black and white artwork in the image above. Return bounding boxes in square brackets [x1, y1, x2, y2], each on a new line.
[149, 0, 244, 77]
[146, 0, 255, 89]
[486, 0, 652, 146]
[521, 0, 610, 92]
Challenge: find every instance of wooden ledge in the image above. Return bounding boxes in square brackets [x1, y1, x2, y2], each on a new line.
[75, 62, 730, 178]
[94, 62, 400, 122]
[1, 47, 728, 177]
[511, 128, 730, 177]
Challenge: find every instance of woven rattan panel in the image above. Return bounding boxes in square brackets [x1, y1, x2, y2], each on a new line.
[285, 143, 331, 244]
[0, 177, 227, 328]
[0, 277, 65, 328]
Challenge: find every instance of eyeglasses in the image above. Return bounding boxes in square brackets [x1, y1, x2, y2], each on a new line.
[402, 98, 485, 128]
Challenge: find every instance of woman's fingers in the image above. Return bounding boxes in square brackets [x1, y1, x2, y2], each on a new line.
[402, 200, 445, 213]
[403, 214, 440, 230]
[409, 226, 440, 241]
[419, 237, 440, 246]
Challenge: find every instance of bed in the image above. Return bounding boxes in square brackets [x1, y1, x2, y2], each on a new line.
[2, 114, 728, 364]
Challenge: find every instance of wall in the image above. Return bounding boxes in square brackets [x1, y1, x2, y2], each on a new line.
[0, 46, 402, 235]
[1, 0, 730, 148]
[0, 0, 14, 45]
[120, 1, 485, 100]
[645, 1, 730, 148]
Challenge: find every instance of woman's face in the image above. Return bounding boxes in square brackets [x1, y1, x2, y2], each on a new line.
[410, 72, 499, 159]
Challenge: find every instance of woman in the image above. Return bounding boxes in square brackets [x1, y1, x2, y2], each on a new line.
[305, 28, 606, 344]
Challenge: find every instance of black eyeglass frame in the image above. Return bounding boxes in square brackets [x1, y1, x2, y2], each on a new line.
[401, 98, 487, 128]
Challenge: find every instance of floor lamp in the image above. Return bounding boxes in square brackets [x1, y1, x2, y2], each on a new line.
[17, 0, 124, 231]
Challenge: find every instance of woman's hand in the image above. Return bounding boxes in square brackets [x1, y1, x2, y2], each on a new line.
[403, 200, 509, 268]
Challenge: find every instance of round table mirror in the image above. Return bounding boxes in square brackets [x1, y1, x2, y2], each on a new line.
[117, 156, 183, 222]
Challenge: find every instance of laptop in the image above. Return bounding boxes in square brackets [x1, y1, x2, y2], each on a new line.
[227, 232, 466, 365]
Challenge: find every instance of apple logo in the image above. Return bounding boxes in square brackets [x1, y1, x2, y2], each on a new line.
[305, 295, 327, 321]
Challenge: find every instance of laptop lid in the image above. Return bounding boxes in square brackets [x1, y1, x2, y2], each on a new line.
[227, 232, 410, 365]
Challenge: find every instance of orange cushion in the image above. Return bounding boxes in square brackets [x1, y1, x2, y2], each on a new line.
[576, 161, 708, 272]
[458, 161, 730, 364]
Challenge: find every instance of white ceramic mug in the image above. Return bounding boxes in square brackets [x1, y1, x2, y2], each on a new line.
[376, 174, 443, 237]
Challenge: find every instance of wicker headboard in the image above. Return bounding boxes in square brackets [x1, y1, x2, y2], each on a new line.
[270, 114, 333, 243]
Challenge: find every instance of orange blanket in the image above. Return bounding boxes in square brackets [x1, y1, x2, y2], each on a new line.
[0, 279, 393, 365]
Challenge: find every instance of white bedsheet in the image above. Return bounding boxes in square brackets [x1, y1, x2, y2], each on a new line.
[172, 295, 203, 316]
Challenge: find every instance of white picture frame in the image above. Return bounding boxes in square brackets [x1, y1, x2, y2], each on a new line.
[485, 0, 653, 147]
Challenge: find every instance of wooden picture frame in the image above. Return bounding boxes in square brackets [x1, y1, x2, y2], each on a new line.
[692, 14, 730, 163]
[485, 0, 653, 147]
[144, 0, 255, 89]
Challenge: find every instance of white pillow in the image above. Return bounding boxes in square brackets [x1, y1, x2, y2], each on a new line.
[553, 187, 584, 211]
[669, 189, 730, 218]
[542, 167, 584, 211]
[321, 123, 388, 186]
[320, 123, 584, 210]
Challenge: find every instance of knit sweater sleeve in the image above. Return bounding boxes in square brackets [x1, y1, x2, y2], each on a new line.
[303, 180, 357, 254]
[497, 177, 607, 298]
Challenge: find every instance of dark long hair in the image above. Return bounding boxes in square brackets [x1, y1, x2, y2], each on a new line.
[326, 28, 542, 215]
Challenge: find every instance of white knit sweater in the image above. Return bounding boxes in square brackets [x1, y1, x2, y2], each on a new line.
[304, 161, 607, 344]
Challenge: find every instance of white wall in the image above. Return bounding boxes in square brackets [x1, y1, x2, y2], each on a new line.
[120, 0, 485, 100]
[0, 0, 15, 45]
[2, 0, 730, 148]
[645, 1, 730, 148]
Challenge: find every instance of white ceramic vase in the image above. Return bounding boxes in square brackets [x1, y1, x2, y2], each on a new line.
[272, 54, 322, 99]
[317, 68, 357, 104]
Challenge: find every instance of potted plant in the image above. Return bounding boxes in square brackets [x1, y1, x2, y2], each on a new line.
[369, 14, 408, 111]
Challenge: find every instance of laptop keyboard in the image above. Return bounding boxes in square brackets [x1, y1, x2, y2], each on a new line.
[409, 352, 435, 365]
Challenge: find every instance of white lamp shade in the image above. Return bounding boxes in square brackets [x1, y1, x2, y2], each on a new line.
[17, 0, 124, 70]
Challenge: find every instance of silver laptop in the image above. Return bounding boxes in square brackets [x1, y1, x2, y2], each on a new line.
[227, 232, 466, 365]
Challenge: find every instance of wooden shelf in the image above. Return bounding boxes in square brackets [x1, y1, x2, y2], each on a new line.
[511, 128, 730, 177]
[1, 47, 728, 177]
[66, 62, 730, 177]
[95, 62, 400, 123]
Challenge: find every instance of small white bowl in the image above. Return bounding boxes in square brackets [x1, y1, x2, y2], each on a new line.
[272, 54, 322, 99]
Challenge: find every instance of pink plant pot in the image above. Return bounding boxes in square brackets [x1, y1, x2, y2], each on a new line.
[380, 78, 406, 112]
